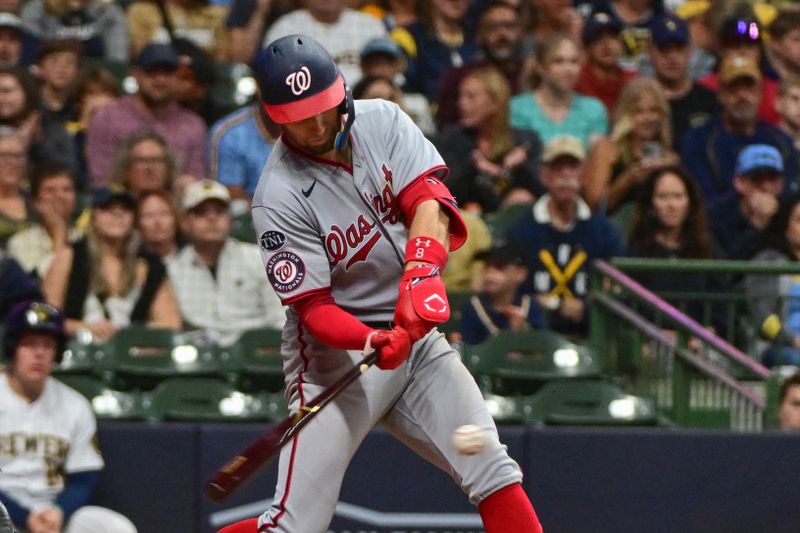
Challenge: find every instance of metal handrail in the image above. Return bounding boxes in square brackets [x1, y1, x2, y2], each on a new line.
[593, 292, 765, 409]
[594, 260, 770, 379]
[611, 257, 800, 275]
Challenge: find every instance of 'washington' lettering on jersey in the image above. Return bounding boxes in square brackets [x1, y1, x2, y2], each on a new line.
[251, 99, 448, 324]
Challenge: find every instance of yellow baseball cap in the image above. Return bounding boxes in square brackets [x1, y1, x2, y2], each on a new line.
[542, 135, 586, 163]
[719, 55, 762, 85]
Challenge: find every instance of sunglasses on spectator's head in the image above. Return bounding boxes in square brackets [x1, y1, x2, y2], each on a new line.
[723, 18, 761, 45]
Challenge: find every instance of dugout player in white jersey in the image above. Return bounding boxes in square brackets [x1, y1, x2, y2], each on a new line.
[0, 301, 137, 533]
[218, 35, 543, 533]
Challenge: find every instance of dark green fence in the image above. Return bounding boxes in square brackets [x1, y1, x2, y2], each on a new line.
[591, 259, 783, 431]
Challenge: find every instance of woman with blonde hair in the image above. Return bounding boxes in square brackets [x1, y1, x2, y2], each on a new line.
[42, 188, 181, 341]
[510, 33, 608, 149]
[435, 66, 542, 213]
[109, 131, 179, 200]
[137, 189, 183, 262]
[585, 76, 677, 217]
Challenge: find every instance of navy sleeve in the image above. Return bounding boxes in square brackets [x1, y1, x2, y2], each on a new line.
[55, 470, 99, 520]
[459, 298, 490, 345]
[0, 256, 43, 321]
[0, 489, 31, 526]
[226, 0, 255, 28]
[680, 125, 715, 203]
[784, 143, 799, 195]
[527, 297, 546, 329]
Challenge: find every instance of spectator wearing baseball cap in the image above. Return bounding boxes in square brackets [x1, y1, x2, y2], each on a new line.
[574, 12, 636, 115]
[648, 11, 719, 149]
[171, 37, 225, 126]
[167, 180, 285, 346]
[85, 43, 207, 189]
[42, 184, 181, 342]
[708, 144, 786, 259]
[583, 0, 666, 72]
[459, 243, 546, 345]
[360, 37, 406, 82]
[357, 37, 434, 136]
[681, 54, 798, 204]
[19, 0, 127, 61]
[697, 14, 781, 126]
[505, 135, 624, 336]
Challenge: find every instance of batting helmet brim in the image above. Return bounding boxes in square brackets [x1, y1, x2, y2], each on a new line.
[263, 73, 345, 124]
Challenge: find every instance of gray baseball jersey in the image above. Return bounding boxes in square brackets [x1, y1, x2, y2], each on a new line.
[250, 99, 523, 532]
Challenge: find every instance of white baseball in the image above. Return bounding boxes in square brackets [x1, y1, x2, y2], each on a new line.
[452, 425, 486, 455]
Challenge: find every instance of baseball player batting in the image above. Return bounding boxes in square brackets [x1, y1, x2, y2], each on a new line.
[219, 34, 543, 533]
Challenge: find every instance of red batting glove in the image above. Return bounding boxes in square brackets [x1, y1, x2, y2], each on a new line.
[393, 264, 450, 343]
[371, 327, 412, 370]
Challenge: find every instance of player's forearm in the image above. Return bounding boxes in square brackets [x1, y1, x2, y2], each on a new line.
[41, 244, 73, 309]
[405, 200, 450, 270]
[229, 1, 272, 63]
[293, 290, 374, 350]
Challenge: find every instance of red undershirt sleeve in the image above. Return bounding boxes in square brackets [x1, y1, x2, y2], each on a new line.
[292, 288, 374, 350]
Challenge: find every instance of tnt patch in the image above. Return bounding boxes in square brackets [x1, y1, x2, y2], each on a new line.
[267, 251, 306, 293]
[260, 230, 286, 252]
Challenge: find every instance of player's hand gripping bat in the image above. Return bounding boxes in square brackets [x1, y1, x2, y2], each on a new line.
[205, 336, 380, 502]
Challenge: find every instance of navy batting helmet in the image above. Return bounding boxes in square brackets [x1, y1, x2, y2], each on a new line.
[255, 34, 354, 150]
[3, 301, 66, 363]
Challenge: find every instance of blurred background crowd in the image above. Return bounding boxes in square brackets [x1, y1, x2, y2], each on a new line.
[2, 0, 800, 366]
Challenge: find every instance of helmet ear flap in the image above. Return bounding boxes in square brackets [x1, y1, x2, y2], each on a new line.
[335, 80, 355, 151]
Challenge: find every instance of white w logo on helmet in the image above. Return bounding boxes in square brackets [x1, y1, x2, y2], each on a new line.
[286, 66, 312, 96]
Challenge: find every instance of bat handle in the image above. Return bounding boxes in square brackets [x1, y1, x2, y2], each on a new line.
[363, 331, 377, 355]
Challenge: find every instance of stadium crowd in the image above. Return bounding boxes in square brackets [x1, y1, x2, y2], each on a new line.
[5, 0, 800, 530]
[2, 0, 800, 383]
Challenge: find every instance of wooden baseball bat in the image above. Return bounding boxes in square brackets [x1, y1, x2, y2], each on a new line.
[205, 349, 379, 502]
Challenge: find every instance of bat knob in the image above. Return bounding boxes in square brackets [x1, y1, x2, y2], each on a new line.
[205, 481, 228, 502]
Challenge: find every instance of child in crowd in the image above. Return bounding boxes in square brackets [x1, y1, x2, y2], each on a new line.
[459, 244, 545, 345]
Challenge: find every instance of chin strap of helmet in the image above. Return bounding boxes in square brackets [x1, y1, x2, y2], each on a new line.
[334, 83, 355, 151]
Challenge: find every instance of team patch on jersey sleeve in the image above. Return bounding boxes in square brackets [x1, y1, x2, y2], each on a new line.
[267, 250, 306, 293]
[260, 230, 287, 251]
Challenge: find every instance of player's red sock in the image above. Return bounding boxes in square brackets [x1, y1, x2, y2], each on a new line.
[217, 518, 259, 533]
[478, 483, 543, 533]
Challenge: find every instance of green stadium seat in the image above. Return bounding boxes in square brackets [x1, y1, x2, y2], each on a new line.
[54, 334, 108, 376]
[56, 374, 144, 420]
[144, 377, 268, 422]
[481, 392, 532, 424]
[80, 58, 130, 85]
[438, 290, 475, 339]
[525, 379, 658, 426]
[230, 212, 257, 243]
[211, 62, 256, 115]
[483, 203, 533, 240]
[102, 327, 221, 391]
[221, 328, 285, 393]
[465, 329, 600, 395]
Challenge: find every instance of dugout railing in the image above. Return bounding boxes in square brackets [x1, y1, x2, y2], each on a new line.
[590, 259, 785, 431]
